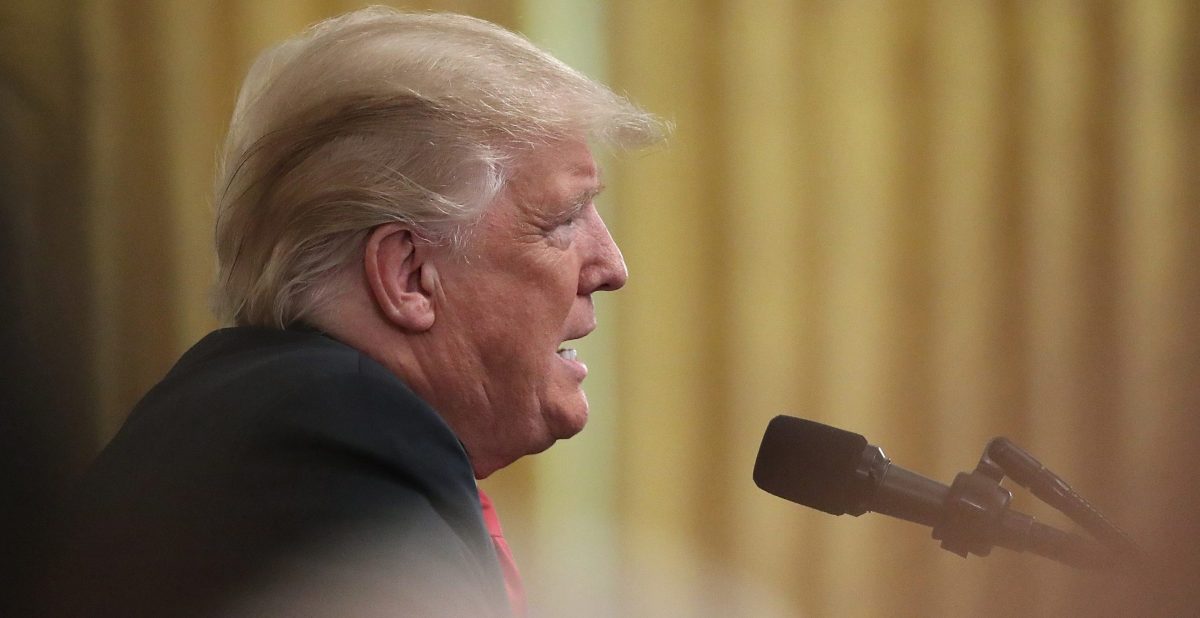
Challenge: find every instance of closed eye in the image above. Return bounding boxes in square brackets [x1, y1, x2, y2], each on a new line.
[567, 184, 604, 218]
[540, 183, 604, 240]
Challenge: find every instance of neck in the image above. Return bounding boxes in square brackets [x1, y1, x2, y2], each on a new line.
[313, 299, 508, 479]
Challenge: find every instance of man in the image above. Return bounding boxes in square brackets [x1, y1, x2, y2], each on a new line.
[50, 8, 665, 616]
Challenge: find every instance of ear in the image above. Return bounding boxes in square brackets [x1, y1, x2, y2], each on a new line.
[363, 223, 437, 332]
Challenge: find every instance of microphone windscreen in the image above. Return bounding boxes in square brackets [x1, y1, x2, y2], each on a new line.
[753, 415, 868, 515]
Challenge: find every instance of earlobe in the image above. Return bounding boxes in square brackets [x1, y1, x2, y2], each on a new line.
[364, 223, 436, 332]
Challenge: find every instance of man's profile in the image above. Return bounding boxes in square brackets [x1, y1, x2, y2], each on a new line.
[48, 8, 665, 616]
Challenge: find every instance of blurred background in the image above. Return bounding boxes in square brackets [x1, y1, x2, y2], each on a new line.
[2, 1, 1197, 616]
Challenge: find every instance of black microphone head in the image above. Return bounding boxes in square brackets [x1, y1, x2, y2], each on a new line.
[753, 415, 869, 515]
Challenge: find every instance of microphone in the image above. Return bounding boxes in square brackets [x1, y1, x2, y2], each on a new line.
[753, 415, 1111, 568]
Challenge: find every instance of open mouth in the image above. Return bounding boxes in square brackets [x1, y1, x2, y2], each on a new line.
[555, 339, 588, 380]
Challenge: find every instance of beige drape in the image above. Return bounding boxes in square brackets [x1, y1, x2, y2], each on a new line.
[4, 1, 1196, 616]
[606, 2, 1198, 616]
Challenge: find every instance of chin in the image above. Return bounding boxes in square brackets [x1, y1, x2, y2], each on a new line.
[477, 405, 587, 478]
[547, 391, 590, 440]
[553, 413, 588, 441]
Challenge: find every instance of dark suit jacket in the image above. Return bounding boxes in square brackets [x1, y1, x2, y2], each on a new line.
[48, 327, 510, 617]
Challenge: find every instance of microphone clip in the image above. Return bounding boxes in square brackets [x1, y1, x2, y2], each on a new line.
[933, 437, 1139, 568]
[931, 469, 1015, 558]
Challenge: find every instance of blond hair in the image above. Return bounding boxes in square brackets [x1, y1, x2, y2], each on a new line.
[213, 7, 666, 327]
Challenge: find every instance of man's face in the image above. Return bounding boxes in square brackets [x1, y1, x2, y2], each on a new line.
[426, 139, 627, 476]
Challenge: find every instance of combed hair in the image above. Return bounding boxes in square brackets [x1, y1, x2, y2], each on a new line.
[212, 7, 667, 328]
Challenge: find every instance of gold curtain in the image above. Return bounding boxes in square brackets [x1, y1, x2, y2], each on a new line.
[4, 1, 1197, 616]
[607, 2, 1199, 616]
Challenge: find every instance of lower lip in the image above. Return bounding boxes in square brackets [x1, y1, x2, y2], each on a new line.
[557, 352, 588, 380]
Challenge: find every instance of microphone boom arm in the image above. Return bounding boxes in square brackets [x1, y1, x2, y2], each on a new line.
[852, 443, 1115, 569]
[981, 437, 1145, 561]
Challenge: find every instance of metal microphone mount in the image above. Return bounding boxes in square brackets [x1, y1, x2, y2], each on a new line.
[928, 438, 1142, 569]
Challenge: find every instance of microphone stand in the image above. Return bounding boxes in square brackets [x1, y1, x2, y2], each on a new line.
[928, 438, 1143, 569]
[982, 437, 1145, 560]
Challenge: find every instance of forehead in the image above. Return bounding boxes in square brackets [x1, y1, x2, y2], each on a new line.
[506, 140, 601, 208]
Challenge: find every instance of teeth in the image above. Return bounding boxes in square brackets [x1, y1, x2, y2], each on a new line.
[557, 348, 578, 361]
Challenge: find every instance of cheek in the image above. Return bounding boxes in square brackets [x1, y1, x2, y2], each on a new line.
[518, 256, 583, 316]
[457, 252, 583, 362]
[472, 289, 566, 363]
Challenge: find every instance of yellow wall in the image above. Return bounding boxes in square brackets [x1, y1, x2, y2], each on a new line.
[4, 1, 1197, 616]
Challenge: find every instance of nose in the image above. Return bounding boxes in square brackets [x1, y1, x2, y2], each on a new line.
[580, 208, 628, 294]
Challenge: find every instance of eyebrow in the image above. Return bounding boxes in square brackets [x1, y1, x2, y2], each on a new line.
[565, 182, 606, 216]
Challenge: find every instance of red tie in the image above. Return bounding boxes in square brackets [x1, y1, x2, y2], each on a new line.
[478, 489, 526, 617]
